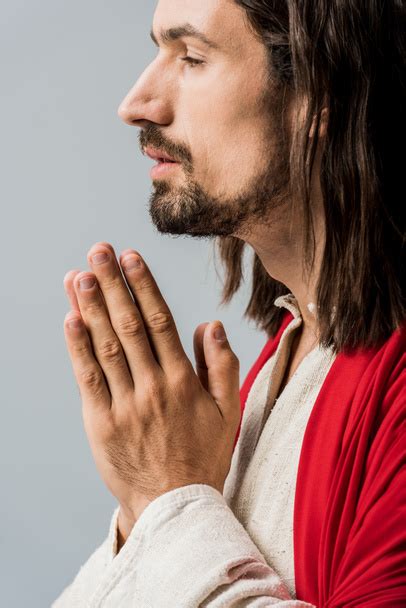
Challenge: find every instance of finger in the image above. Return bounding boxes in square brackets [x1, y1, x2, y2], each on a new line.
[64, 269, 82, 311]
[64, 258, 111, 312]
[86, 243, 160, 382]
[193, 322, 209, 390]
[63, 310, 111, 412]
[73, 271, 135, 401]
[119, 249, 188, 372]
[203, 321, 240, 423]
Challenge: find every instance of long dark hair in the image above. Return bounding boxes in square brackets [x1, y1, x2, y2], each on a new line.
[214, 0, 405, 353]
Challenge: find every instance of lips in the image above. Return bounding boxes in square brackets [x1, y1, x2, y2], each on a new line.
[144, 146, 178, 163]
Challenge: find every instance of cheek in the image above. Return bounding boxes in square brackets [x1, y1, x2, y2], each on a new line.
[177, 60, 273, 191]
[183, 102, 270, 191]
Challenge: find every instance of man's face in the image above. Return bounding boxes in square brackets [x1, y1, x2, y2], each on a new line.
[118, 0, 292, 239]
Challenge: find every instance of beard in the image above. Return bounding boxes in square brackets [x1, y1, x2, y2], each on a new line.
[139, 94, 291, 240]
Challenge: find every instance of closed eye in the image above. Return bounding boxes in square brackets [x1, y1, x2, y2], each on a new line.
[181, 56, 205, 68]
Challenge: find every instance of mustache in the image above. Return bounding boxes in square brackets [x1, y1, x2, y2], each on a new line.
[139, 125, 192, 166]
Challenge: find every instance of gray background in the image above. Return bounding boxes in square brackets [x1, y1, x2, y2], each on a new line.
[0, 2, 267, 606]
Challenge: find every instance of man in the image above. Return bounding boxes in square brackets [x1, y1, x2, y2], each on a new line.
[54, 0, 405, 606]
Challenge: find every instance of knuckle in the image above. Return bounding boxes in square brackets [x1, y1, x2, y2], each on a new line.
[140, 374, 164, 403]
[85, 301, 104, 317]
[171, 362, 193, 389]
[98, 337, 122, 360]
[144, 378, 161, 399]
[100, 275, 121, 292]
[136, 276, 153, 293]
[71, 340, 90, 357]
[79, 367, 104, 388]
[147, 311, 173, 334]
[116, 313, 144, 337]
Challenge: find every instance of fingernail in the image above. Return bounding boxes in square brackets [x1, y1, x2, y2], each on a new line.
[79, 276, 96, 290]
[68, 317, 82, 329]
[213, 323, 227, 342]
[91, 252, 109, 265]
[122, 255, 142, 271]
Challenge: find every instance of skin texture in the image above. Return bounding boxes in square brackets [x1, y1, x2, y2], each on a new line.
[63, 0, 327, 549]
[118, 0, 326, 340]
[64, 247, 241, 546]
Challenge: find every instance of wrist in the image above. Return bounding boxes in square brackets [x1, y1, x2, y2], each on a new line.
[116, 496, 154, 552]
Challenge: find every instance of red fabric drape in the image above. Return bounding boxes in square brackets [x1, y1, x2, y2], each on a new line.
[236, 310, 406, 607]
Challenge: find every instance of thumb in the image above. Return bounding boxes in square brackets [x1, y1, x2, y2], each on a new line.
[203, 321, 240, 421]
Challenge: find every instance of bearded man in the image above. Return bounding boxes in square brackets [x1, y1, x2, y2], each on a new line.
[54, 0, 405, 606]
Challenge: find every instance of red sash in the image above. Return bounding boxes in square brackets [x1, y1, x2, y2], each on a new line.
[237, 310, 406, 607]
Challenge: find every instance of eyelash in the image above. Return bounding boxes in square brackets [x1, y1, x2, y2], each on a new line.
[180, 56, 205, 68]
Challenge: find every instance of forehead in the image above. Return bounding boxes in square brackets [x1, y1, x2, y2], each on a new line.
[152, 0, 254, 53]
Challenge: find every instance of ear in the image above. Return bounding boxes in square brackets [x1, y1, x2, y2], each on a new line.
[309, 106, 329, 139]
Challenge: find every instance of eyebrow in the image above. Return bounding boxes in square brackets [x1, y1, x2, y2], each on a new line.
[150, 23, 221, 51]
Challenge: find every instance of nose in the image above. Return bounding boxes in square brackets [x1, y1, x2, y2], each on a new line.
[117, 61, 174, 127]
